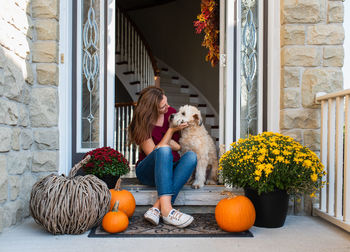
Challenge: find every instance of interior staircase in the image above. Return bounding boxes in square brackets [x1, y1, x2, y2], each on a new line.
[115, 5, 227, 206]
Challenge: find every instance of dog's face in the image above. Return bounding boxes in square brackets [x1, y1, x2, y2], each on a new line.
[169, 105, 202, 127]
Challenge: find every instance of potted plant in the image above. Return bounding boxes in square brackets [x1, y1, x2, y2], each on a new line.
[81, 147, 130, 189]
[219, 132, 326, 228]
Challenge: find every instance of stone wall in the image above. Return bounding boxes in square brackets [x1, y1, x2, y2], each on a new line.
[0, 0, 59, 232]
[281, 0, 344, 214]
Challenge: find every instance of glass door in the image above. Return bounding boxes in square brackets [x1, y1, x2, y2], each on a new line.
[72, 0, 115, 165]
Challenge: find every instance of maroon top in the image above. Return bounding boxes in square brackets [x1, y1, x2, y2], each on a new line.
[136, 107, 180, 167]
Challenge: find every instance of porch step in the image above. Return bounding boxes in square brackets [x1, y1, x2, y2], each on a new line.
[121, 178, 243, 206]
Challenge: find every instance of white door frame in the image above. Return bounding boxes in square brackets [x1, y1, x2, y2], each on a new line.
[59, 0, 116, 174]
[106, 0, 116, 148]
[59, 0, 73, 175]
[221, 0, 280, 152]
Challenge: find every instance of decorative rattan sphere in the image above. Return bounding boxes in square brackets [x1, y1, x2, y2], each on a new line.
[29, 156, 111, 234]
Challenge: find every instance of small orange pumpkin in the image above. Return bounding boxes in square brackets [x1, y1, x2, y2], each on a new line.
[215, 192, 256, 232]
[102, 201, 129, 233]
[109, 178, 136, 217]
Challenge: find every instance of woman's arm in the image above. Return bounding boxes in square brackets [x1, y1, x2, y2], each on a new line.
[169, 140, 181, 152]
[140, 123, 188, 155]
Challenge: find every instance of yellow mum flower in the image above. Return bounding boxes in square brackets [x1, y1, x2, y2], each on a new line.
[303, 160, 312, 168]
[311, 173, 318, 182]
[272, 149, 280, 155]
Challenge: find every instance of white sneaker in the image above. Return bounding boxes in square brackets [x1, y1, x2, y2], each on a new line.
[144, 207, 160, 225]
[162, 209, 194, 228]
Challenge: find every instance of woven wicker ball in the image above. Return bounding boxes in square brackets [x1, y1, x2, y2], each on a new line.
[29, 155, 111, 234]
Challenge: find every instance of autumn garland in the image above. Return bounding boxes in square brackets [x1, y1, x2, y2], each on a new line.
[193, 0, 219, 67]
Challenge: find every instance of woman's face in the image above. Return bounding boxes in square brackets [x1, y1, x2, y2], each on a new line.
[158, 95, 169, 114]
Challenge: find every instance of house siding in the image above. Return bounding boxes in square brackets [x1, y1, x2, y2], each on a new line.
[0, 0, 59, 233]
[280, 0, 344, 214]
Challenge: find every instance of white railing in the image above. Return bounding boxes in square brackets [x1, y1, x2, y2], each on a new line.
[313, 89, 350, 232]
[115, 102, 138, 176]
[116, 6, 159, 93]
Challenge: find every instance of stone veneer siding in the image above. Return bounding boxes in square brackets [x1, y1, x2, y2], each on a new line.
[281, 0, 344, 214]
[0, 0, 59, 232]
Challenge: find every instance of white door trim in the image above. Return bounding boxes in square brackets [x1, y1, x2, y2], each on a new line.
[58, 0, 73, 175]
[106, 0, 116, 148]
[267, 0, 280, 132]
[224, 0, 236, 151]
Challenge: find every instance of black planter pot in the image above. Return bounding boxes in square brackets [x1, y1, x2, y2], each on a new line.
[74, 168, 119, 189]
[101, 175, 120, 189]
[244, 188, 289, 228]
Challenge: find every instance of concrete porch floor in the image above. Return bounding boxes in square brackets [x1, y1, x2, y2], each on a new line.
[0, 209, 350, 252]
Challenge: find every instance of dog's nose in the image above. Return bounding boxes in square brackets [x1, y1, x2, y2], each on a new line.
[169, 114, 174, 120]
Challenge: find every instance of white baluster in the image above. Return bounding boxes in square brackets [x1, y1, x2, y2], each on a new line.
[138, 36, 141, 91]
[117, 106, 121, 152]
[121, 106, 125, 158]
[320, 100, 328, 212]
[327, 98, 336, 216]
[335, 97, 344, 219]
[130, 106, 134, 164]
[344, 95, 350, 222]
[116, 8, 119, 54]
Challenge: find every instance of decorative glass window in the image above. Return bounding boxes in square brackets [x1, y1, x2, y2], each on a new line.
[77, 0, 104, 151]
[240, 0, 260, 138]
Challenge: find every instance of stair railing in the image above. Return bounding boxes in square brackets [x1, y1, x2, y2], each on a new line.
[116, 6, 160, 92]
[313, 89, 350, 232]
[115, 102, 138, 176]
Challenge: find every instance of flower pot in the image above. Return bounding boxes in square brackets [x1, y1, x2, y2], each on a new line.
[244, 188, 289, 228]
[74, 168, 119, 189]
[100, 175, 120, 189]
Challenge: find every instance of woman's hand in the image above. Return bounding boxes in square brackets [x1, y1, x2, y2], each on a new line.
[170, 122, 189, 132]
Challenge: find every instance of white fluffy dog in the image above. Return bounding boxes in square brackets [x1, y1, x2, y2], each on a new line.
[169, 105, 218, 189]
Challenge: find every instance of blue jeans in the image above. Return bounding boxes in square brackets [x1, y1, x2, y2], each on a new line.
[136, 146, 197, 204]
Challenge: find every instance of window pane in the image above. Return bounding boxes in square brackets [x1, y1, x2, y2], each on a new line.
[81, 0, 100, 148]
[240, 0, 259, 138]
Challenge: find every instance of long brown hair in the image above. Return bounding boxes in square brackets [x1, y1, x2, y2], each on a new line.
[128, 86, 164, 145]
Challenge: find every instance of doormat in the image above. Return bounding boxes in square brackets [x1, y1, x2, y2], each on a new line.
[88, 213, 253, 238]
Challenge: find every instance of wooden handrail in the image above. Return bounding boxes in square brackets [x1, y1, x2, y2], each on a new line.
[115, 102, 137, 107]
[116, 5, 160, 77]
[316, 89, 350, 102]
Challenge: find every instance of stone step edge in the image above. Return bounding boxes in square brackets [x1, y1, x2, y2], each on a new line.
[123, 185, 244, 206]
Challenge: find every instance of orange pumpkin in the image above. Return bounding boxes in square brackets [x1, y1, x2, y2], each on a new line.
[215, 192, 256, 232]
[109, 178, 136, 217]
[102, 201, 129, 233]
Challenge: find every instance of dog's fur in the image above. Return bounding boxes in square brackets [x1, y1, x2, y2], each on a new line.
[169, 105, 218, 189]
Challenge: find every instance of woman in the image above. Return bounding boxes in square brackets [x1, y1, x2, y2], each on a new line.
[128, 86, 197, 228]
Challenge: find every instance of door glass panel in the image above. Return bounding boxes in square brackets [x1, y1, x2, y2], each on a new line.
[81, 0, 101, 148]
[240, 0, 259, 138]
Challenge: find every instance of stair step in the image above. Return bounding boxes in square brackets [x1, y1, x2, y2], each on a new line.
[161, 85, 182, 94]
[190, 94, 198, 97]
[123, 71, 135, 75]
[121, 178, 242, 206]
[116, 61, 128, 65]
[198, 104, 207, 107]
[161, 67, 168, 72]
[130, 80, 140, 85]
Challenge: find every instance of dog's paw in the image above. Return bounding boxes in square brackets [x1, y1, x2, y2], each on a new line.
[191, 181, 204, 189]
[205, 179, 217, 185]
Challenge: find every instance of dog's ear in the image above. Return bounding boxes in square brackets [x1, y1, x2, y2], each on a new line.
[193, 114, 203, 126]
